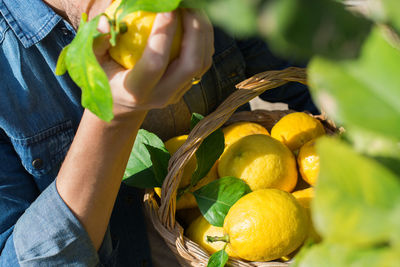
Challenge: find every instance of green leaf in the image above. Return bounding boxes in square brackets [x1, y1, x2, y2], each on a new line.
[207, 249, 228, 267]
[63, 14, 114, 122]
[382, 0, 400, 34]
[205, 0, 257, 37]
[262, 0, 372, 60]
[116, 0, 182, 23]
[123, 129, 170, 188]
[309, 27, 400, 140]
[313, 137, 400, 246]
[145, 144, 170, 186]
[55, 45, 69, 76]
[345, 126, 400, 175]
[190, 113, 225, 186]
[193, 176, 251, 227]
[295, 242, 400, 267]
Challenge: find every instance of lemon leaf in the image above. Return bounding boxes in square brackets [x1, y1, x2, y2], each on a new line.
[123, 129, 170, 188]
[314, 137, 400, 246]
[309, 27, 400, 140]
[194, 176, 251, 227]
[207, 249, 228, 267]
[116, 0, 182, 23]
[190, 113, 225, 187]
[61, 14, 114, 122]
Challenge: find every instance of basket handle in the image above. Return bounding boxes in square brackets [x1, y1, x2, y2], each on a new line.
[158, 67, 307, 228]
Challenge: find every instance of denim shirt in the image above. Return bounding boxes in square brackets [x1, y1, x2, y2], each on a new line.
[0, 0, 317, 266]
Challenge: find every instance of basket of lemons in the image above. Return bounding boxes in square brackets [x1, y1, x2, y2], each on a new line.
[143, 67, 338, 266]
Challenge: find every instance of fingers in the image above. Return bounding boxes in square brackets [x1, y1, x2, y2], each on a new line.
[125, 11, 178, 98]
[154, 9, 214, 98]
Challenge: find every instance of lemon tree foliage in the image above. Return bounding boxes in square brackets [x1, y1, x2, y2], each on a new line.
[207, 249, 228, 267]
[257, 0, 400, 265]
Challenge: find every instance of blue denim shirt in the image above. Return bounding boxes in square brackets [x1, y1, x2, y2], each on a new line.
[0, 0, 317, 266]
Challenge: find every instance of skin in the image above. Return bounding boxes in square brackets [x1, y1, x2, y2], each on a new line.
[43, 0, 214, 250]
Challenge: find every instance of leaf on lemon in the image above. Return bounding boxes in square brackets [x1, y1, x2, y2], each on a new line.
[207, 249, 229, 267]
[194, 176, 251, 227]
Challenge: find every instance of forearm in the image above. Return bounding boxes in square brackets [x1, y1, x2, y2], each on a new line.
[56, 108, 147, 250]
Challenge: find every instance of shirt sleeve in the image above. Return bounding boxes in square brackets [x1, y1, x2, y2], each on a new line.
[0, 133, 115, 266]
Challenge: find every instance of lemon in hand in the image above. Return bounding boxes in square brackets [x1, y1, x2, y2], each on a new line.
[218, 134, 297, 192]
[222, 189, 308, 262]
[105, 0, 183, 69]
[271, 112, 325, 151]
[223, 122, 270, 148]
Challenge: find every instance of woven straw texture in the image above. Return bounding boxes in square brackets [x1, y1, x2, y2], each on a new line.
[143, 67, 339, 266]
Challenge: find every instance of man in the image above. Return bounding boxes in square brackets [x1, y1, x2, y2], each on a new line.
[0, 0, 317, 266]
[0, 0, 213, 266]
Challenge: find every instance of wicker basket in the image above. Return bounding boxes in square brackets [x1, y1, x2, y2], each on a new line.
[144, 67, 335, 266]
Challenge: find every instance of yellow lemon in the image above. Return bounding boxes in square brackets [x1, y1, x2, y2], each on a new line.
[186, 216, 239, 258]
[163, 135, 218, 210]
[222, 122, 270, 148]
[164, 135, 196, 188]
[223, 189, 308, 261]
[271, 112, 325, 151]
[297, 139, 320, 186]
[105, 0, 182, 69]
[218, 134, 297, 192]
[292, 187, 321, 243]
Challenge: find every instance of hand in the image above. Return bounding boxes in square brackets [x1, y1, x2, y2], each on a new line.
[94, 9, 214, 116]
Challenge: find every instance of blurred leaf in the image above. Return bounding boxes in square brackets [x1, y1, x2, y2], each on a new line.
[194, 176, 251, 227]
[123, 129, 170, 188]
[205, 0, 258, 37]
[207, 249, 229, 267]
[309, 27, 400, 140]
[190, 113, 225, 186]
[345, 126, 400, 174]
[261, 0, 372, 60]
[382, 0, 400, 34]
[313, 137, 400, 246]
[295, 242, 400, 267]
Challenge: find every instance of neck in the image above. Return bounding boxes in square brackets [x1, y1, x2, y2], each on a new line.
[43, 0, 110, 29]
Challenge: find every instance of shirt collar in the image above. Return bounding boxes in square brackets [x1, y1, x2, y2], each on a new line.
[0, 0, 62, 48]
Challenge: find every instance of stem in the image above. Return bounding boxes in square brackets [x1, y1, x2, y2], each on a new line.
[176, 184, 193, 200]
[207, 234, 230, 243]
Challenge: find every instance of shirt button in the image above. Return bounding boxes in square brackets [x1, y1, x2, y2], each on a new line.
[61, 27, 71, 36]
[32, 159, 44, 170]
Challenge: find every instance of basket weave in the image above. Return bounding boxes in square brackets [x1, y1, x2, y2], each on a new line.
[144, 67, 334, 266]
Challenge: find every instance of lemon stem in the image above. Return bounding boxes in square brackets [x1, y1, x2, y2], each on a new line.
[207, 234, 230, 243]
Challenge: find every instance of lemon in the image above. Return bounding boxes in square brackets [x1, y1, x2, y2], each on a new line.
[176, 207, 202, 228]
[186, 216, 239, 258]
[297, 139, 320, 186]
[162, 135, 218, 210]
[164, 135, 196, 188]
[218, 134, 297, 192]
[223, 189, 308, 261]
[223, 122, 270, 148]
[292, 187, 321, 242]
[271, 112, 325, 151]
[105, 0, 182, 69]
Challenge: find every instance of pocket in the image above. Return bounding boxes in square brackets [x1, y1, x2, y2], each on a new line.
[11, 121, 75, 185]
